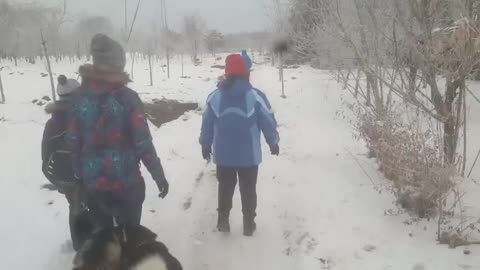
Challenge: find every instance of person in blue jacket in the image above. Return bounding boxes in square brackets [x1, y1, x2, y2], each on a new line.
[241, 49, 252, 76]
[199, 54, 280, 236]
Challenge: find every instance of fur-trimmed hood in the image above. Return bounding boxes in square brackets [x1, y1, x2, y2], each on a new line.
[45, 100, 71, 115]
[79, 64, 130, 85]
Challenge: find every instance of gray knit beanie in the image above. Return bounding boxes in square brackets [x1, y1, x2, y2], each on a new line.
[90, 34, 126, 72]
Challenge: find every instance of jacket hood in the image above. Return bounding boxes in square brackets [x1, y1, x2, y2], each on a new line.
[57, 79, 80, 97]
[79, 64, 130, 86]
[45, 99, 71, 115]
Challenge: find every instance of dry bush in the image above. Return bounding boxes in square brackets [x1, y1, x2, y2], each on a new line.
[357, 108, 455, 218]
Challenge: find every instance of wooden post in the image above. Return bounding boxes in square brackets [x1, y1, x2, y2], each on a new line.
[41, 30, 57, 102]
[0, 72, 5, 104]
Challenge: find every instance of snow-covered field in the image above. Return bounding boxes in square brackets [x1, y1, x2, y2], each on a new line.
[1, 54, 480, 270]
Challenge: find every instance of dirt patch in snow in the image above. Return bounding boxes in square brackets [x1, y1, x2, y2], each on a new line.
[144, 98, 198, 128]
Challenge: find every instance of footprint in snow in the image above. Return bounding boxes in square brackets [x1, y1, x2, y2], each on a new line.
[363, 244, 377, 252]
[183, 197, 193, 210]
[412, 263, 426, 270]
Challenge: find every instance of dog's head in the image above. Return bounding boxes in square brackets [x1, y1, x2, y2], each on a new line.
[126, 241, 183, 270]
[73, 225, 182, 270]
[72, 227, 122, 270]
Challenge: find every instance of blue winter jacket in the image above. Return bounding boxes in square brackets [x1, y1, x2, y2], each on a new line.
[199, 79, 280, 167]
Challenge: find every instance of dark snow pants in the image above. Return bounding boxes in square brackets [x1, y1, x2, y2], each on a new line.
[216, 166, 258, 218]
[64, 182, 89, 251]
[87, 181, 146, 228]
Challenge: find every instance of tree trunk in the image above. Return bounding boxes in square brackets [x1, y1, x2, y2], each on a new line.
[462, 83, 467, 176]
[181, 54, 184, 77]
[0, 73, 5, 104]
[130, 53, 135, 80]
[408, 64, 417, 98]
[280, 54, 285, 98]
[148, 53, 153, 86]
[366, 74, 372, 106]
[41, 31, 57, 102]
[166, 49, 170, 79]
[354, 69, 361, 98]
[443, 79, 461, 164]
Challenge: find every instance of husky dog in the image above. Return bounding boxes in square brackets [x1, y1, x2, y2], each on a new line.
[73, 225, 182, 270]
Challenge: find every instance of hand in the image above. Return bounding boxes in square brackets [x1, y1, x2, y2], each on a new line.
[156, 179, 169, 199]
[270, 144, 280, 156]
[202, 146, 212, 161]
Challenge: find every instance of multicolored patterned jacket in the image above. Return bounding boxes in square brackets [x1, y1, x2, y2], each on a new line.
[65, 65, 166, 195]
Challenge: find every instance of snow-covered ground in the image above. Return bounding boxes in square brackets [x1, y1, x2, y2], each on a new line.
[1, 54, 480, 270]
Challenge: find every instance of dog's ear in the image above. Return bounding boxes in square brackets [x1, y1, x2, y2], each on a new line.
[121, 225, 158, 244]
[165, 253, 183, 270]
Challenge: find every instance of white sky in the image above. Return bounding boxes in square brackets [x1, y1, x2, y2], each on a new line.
[16, 0, 275, 33]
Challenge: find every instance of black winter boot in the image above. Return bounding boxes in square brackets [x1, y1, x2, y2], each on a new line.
[243, 216, 256, 236]
[217, 212, 230, 233]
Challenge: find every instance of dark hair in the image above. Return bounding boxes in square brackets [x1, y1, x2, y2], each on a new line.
[57, 75, 67, 86]
[217, 75, 245, 89]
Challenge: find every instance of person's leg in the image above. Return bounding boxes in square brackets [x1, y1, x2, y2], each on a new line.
[238, 166, 259, 236]
[216, 166, 238, 232]
[64, 185, 80, 250]
[114, 181, 145, 226]
[114, 201, 143, 226]
[87, 192, 115, 229]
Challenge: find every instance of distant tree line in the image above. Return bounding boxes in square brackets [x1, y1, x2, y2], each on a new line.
[0, 0, 273, 64]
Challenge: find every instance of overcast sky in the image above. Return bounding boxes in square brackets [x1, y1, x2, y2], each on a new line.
[24, 0, 273, 33]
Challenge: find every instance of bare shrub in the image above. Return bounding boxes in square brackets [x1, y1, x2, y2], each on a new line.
[356, 105, 454, 218]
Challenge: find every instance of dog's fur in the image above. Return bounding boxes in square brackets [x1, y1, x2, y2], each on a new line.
[73, 225, 182, 270]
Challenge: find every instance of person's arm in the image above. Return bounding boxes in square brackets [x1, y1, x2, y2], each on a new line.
[41, 119, 53, 162]
[41, 119, 53, 179]
[65, 110, 81, 179]
[199, 101, 215, 148]
[255, 90, 280, 146]
[129, 93, 167, 183]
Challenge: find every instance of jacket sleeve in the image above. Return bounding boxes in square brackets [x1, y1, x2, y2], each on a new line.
[129, 94, 166, 183]
[65, 108, 82, 179]
[255, 91, 280, 146]
[42, 119, 53, 162]
[41, 119, 54, 179]
[199, 101, 215, 147]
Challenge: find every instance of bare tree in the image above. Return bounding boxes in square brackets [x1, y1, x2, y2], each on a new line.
[289, 0, 479, 165]
[287, 0, 480, 241]
[41, 30, 56, 102]
[160, 0, 170, 78]
[204, 30, 225, 57]
[0, 67, 5, 104]
[183, 14, 206, 62]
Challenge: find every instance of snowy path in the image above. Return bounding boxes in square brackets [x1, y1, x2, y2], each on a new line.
[0, 60, 479, 270]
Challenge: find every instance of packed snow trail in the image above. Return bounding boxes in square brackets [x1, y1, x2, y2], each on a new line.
[0, 58, 479, 270]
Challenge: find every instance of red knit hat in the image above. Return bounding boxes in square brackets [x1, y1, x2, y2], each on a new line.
[225, 54, 248, 79]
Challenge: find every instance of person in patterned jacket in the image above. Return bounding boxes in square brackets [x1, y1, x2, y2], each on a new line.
[66, 34, 169, 227]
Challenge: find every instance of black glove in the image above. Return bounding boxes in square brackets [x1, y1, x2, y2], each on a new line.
[156, 178, 169, 199]
[202, 146, 212, 161]
[270, 144, 280, 156]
